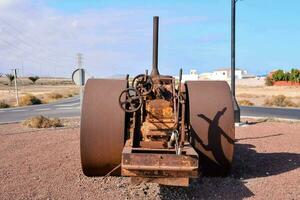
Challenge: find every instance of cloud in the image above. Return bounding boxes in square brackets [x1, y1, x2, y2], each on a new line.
[0, 0, 19, 8]
[0, 2, 153, 77]
[0, 1, 213, 77]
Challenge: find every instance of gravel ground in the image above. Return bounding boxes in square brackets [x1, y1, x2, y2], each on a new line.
[0, 118, 299, 200]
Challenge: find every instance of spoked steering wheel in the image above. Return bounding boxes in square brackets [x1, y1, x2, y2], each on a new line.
[119, 88, 143, 113]
[132, 74, 153, 96]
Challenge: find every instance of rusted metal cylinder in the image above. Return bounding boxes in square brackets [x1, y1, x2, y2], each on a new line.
[151, 16, 160, 77]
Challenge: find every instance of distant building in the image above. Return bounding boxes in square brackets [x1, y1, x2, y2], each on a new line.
[198, 72, 213, 80]
[180, 69, 199, 82]
[176, 68, 254, 82]
[210, 67, 253, 80]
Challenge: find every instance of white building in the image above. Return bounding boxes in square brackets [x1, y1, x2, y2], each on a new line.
[175, 68, 252, 82]
[179, 69, 199, 82]
[210, 68, 250, 80]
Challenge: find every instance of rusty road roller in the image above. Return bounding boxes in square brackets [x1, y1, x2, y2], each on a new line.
[80, 16, 235, 187]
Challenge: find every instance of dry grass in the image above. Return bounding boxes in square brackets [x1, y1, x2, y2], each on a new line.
[22, 115, 63, 128]
[238, 99, 254, 106]
[237, 93, 262, 98]
[264, 95, 298, 107]
[0, 101, 10, 108]
[19, 94, 42, 106]
[43, 93, 64, 103]
[0, 77, 79, 106]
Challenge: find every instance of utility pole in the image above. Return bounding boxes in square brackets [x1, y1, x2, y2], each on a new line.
[231, 0, 240, 122]
[12, 69, 19, 106]
[77, 53, 84, 107]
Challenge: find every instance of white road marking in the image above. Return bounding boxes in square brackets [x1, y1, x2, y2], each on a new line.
[55, 103, 79, 107]
[10, 109, 27, 112]
[58, 107, 80, 110]
[35, 108, 51, 111]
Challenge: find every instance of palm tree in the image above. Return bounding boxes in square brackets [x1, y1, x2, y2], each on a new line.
[28, 76, 40, 84]
[5, 74, 15, 85]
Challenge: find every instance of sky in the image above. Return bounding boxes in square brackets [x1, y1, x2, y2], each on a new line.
[0, 0, 299, 78]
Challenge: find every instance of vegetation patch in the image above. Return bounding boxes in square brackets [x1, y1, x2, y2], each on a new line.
[237, 93, 261, 98]
[28, 76, 40, 84]
[22, 115, 63, 128]
[238, 99, 254, 106]
[265, 76, 273, 86]
[264, 95, 297, 107]
[0, 101, 10, 108]
[271, 69, 300, 82]
[47, 92, 63, 99]
[19, 94, 42, 106]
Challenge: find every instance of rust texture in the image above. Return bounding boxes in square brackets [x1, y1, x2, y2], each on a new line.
[80, 79, 127, 176]
[186, 81, 235, 175]
[80, 16, 235, 187]
[121, 141, 198, 182]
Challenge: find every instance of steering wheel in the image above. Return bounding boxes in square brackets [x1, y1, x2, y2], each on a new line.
[132, 74, 153, 96]
[119, 88, 143, 113]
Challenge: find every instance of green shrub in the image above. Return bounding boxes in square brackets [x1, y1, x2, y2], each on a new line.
[283, 72, 290, 81]
[272, 70, 285, 81]
[290, 68, 300, 82]
[271, 69, 300, 82]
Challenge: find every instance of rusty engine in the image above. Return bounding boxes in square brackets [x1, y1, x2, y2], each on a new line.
[80, 16, 235, 186]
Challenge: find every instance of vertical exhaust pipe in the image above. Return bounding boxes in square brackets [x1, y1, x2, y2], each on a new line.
[151, 16, 160, 77]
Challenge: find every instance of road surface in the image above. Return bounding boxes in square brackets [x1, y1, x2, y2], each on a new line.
[0, 96, 299, 124]
[0, 97, 80, 124]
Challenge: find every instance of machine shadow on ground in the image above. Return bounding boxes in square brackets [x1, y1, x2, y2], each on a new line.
[158, 141, 300, 200]
[159, 108, 299, 200]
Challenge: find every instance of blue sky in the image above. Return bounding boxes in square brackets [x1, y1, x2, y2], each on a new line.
[0, 0, 299, 77]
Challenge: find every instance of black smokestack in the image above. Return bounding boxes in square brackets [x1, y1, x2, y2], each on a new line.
[151, 16, 160, 76]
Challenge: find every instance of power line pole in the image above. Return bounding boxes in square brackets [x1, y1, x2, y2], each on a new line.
[11, 68, 19, 106]
[77, 53, 84, 106]
[231, 0, 240, 123]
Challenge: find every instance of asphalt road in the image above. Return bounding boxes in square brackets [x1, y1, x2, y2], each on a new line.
[0, 97, 80, 124]
[0, 96, 299, 124]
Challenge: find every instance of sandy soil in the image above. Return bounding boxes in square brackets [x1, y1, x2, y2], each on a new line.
[0, 118, 299, 200]
[235, 79, 300, 107]
[1, 77, 299, 107]
[0, 77, 79, 106]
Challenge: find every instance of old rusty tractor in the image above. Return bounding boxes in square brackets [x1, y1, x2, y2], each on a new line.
[80, 16, 235, 186]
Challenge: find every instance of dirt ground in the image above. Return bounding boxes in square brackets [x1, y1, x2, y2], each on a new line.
[1, 77, 300, 107]
[0, 118, 299, 200]
[236, 79, 300, 107]
[0, 77, 79, 106]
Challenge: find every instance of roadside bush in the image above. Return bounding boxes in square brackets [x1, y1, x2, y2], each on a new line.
[238, 99, 254, 106]
[19, 94, 42, 106]
[47, 92, 63, 99]
[0, 101, 10, 108]
[22, 115, 62, 128]
[265, 76, 273, 86]
[264, 95, 297, 107]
